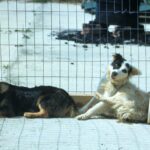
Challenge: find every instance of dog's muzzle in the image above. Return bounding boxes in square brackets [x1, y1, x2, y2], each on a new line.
[111, 72, 118, 78]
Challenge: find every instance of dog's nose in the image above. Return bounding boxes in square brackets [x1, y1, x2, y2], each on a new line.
[111, 72, 118, 77]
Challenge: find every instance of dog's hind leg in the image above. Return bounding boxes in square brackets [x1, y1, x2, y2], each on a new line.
[24, 104, 48, 118]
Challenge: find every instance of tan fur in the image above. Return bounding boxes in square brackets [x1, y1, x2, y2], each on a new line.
[24, 96, 49, 118]
[24, 104, 49, 118]
[129, 67, 141, 76]
[76, 63, 149, 123]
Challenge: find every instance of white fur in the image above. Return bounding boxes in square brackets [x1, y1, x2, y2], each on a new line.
[76, 60, 149, 122]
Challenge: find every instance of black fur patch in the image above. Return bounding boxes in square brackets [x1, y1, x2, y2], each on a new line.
[125, 63, 132, 74]
[111, 53, 126, 69]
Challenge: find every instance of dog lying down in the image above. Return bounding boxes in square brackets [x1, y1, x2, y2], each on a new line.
[0, 82, 78, 118]
[77, 53, 149, 122]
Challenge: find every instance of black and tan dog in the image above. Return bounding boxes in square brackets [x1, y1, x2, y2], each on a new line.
[0, 82, 78, 118]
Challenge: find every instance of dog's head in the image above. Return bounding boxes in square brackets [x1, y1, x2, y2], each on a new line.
[107, 53, 141, 85]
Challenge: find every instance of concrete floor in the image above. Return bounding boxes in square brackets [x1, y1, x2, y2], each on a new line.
[0, 118, 150, 150]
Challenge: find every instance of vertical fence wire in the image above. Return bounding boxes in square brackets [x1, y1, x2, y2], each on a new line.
[0, 24, 2, 80]
[75, 0, 78, 94]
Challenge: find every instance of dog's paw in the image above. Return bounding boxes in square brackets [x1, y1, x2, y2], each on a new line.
[95, 92, 102, 99]
[76, 114, 90, 120]
[118, 113, 132, 122]
[24, 112, 32, 118]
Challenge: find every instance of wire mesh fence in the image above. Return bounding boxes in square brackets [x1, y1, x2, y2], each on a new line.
[0, 0, 150, 94]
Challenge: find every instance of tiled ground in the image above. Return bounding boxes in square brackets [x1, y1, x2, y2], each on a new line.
[0, 118, 150, 150]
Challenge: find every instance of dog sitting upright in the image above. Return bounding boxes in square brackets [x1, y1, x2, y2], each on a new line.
[77, 53, 149, 122]
[0, 82, 78, 118]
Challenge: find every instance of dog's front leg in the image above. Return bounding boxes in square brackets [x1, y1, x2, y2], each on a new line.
[79, 91, 104, 114]
[76, 101, 109, 120]
[79, 96, 99, 114]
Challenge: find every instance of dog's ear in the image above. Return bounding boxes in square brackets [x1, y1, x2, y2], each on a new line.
[112, 53, 126, 61]
[0, 82, 9, 94]
[130, 67, 141, 76]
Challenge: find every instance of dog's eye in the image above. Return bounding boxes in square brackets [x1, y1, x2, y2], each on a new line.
[114, 64, 119, 68]
[126, 63, 130, 68]
[122, 69, 127, 73]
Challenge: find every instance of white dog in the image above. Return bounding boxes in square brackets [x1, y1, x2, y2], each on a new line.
[76, 53, 149, 122]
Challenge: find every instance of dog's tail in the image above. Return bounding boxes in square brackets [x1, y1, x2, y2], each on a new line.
[69, 105, 80, 117]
